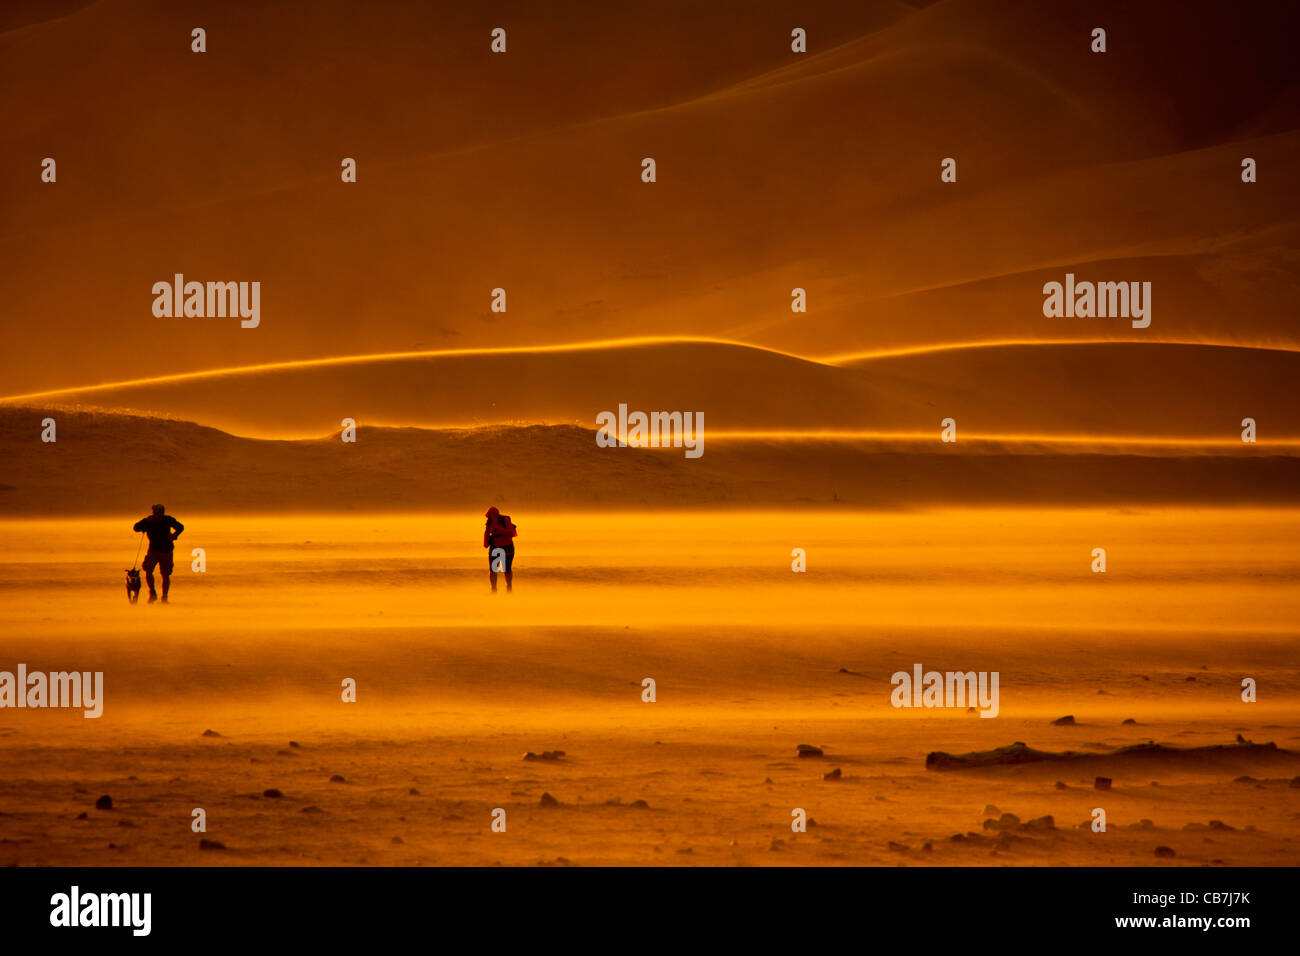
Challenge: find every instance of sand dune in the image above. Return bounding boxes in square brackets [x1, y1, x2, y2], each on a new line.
[2, 404, 1297, 515]
[4, 340, 1297, 441]
[2, 1, 1297, 392]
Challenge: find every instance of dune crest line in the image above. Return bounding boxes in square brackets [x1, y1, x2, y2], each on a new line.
[2, 336, 1294, 404]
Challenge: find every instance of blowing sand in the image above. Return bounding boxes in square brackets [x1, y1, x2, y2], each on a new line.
[1, 509, 1296, 866]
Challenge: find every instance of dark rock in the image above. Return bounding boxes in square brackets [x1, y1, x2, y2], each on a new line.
[1054, 781, 1068, 790]
[262, 789, 284, 798]
[823, 768, 842, 780]
[983, 804, 1000, 815]
[629, 799, 649, 809]
[1122, 718, 1138, 725]
[888, 841, 909, 852]
[1094, 777, 1112, 791]
[539, 792, 559, 807]
[1051, 715, 1076, 726]
[1021, 815, 1055, 831]
[201, 729, 222, 738]
[408, 787, 420, 795]
[199, 838, 226, 850]
[300, 806, 323, 814]
[1154, 845, 1176, 858]
[796, 744, 824, 758]
[330, 775, 345, 783]
[289, 741, 300, 748]
[983, 813, 1021, 831]
[95, 795, 112, 810]
[1208, 820, 1235, 831]
[523, 750, 566, 762]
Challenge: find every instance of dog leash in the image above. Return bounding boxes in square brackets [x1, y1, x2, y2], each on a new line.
[131, 531, 145, 571]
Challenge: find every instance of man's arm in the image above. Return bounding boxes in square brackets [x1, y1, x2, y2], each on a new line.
[170, 517, 184, 540]
[132, 518, 146, 533]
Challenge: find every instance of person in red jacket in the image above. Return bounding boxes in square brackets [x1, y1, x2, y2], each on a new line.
[483, 506, 517, 593]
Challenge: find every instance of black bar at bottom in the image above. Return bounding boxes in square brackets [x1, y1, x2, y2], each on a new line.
[0, 866, 1278, 944]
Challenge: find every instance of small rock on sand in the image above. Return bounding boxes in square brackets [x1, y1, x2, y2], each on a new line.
[539, 792, 560, 807]
[523, 750, 565, 761]
[1290, 776, 1300, 789]
[1094, 776, 1112, 791]
[1054, 781, 1068, 790]
[95, 795, 112, 810]
[983, 804, 1000, 815]
[796, 744, 823, 758]
[1208, 820, 1235, 831]
[300, 806, 323, 814]
[1122, 718, 1138, 725]
[1051, 715, 1076, 726]
[201, 729, 222, 738]
[199, 838, 226, 851]
[330, 775, 346, 783]
[408, 787, 420, 795]
[1154, 846, 1176, 858]
[888, 841, 909, 852]
[824, 768, 842, 780]
[263, 789, 284, 798]
[983, 813, 1020, 831]
[289, 741, 300, 748]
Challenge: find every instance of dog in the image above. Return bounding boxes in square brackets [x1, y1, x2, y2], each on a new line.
[125, 568, 142, 604]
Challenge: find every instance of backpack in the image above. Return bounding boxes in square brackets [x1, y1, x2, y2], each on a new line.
[499, 515, 518, 538]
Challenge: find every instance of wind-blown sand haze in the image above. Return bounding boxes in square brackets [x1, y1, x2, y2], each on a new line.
[1, 0, 1298, 871]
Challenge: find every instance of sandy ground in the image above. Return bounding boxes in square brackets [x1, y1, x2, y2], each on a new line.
[1, 509, 1297, 866]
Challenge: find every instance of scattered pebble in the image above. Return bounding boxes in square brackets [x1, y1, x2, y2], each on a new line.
[523, 750, 565, 761]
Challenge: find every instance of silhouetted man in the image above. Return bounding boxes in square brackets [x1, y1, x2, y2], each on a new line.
[483, 506, 517, 593]
[133, 504, 183, 603]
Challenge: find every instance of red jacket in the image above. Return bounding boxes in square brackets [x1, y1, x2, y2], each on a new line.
[483, 507, 517, 549]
